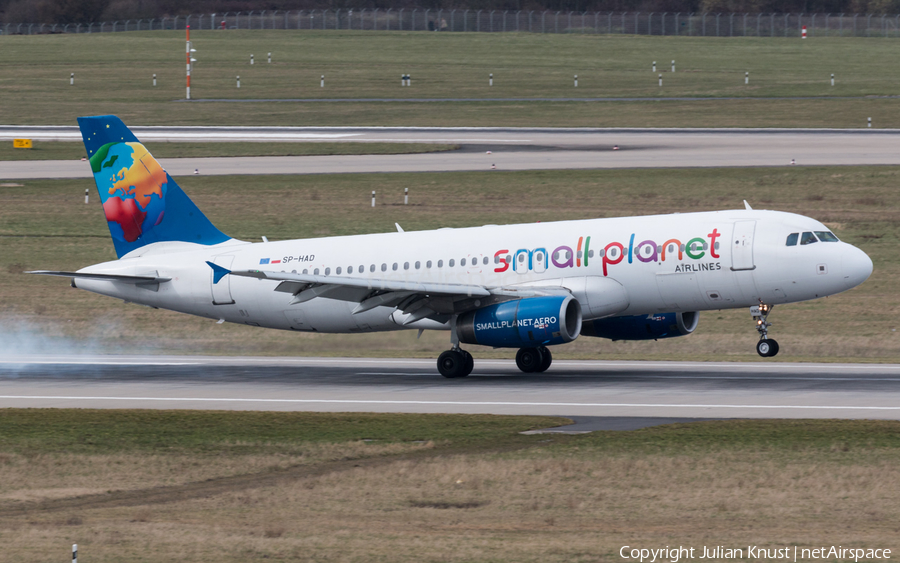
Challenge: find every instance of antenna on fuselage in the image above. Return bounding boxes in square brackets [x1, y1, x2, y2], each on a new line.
[743, 200, 753, 210]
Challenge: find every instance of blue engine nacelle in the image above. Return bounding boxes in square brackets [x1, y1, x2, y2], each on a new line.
[580, 311, 699, 341]
[457, 295, 582, 348]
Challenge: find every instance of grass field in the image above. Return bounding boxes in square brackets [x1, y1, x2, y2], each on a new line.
[0, 140, 458, 160]
[0, 410, 897, 562]
[1, 165, 896, 362]
[1, 31, 900, 127]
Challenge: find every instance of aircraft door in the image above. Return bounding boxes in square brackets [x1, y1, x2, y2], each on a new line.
[211, 255, 236, 305]
[731, 221, 756, 271]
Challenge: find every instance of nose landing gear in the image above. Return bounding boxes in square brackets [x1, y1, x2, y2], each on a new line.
[751, 302, 779, 357]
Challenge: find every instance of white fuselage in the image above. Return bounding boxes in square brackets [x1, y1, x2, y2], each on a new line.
[72, 209, 873, 335]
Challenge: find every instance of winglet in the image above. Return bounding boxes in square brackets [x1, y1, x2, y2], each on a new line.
[743, 200, 753, 210]
[206, 261, 231, 284]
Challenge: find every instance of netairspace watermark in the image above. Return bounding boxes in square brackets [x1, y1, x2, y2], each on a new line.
[620, 546, 892, 563]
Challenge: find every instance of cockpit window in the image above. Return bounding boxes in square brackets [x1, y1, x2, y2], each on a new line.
[785, 233, 799, 246]
[800, 232, 818, 245]
[814, 231, 839, 242]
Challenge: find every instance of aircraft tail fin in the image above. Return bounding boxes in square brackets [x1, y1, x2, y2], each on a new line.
[77, 115, 231, 259]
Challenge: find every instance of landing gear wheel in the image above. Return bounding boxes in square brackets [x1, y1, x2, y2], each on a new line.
[515, 347, 542, 373]
[536, 346, 552, 373]
[461, 350, 474, 377]
[438, 350, 466, 378]
[756, 339, 779, 357]
[756, 339, 779, 358]
[750, 302, 780, 358]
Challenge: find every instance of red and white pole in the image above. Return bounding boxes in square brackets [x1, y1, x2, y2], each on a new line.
[186, 25, 191, 99]
[801, 25, 807, 39]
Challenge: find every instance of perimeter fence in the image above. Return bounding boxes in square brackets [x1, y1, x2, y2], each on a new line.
[4, 11, 900, 38]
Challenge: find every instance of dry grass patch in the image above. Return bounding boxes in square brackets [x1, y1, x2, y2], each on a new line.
[0, 417, 898, 562]
[0, 442, 429, 503]
[4, 435, 897, 562]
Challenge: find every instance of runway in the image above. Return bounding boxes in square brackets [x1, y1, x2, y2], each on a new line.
[2, 126, 899, 179]
[1, 355, 898, 420]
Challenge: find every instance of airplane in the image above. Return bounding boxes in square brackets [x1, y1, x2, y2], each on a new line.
[30, 116, 873, 378]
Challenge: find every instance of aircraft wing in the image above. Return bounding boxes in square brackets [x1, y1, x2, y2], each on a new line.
[223, 266, 569, 325]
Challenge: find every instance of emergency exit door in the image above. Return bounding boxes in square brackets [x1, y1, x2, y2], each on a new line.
[211, 255, 235, 305]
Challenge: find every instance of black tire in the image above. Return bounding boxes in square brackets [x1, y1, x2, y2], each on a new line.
[515, 347, 542, 373]
[536, 346, 552, 372]
[461, 350, 474, 377]
[757, 339, 775, 357]
[437, 350, 465, 378]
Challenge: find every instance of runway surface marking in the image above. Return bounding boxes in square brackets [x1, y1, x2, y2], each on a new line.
[2, 356, 897, 370]
[1, 356, 896, 418]
[1, 396, 898, 411]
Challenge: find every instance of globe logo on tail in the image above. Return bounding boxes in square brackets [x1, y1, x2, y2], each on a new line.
[89, 142, 167, 243]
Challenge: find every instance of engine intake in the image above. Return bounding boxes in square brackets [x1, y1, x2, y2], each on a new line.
[458, 295, 582, 348]
[581, 311, 699, 341]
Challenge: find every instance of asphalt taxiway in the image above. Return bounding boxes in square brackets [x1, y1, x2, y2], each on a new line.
[1, 356, 897, 420]
[2, 127, 899, 179]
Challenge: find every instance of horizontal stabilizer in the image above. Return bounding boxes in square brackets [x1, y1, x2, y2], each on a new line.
[27, 270, 171, 284]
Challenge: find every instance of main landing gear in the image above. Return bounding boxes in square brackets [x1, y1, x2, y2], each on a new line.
[515, 346, 552, 373]
[438, 318, 475, 378]
[751, 302, 779, 357]
[437, 348, 474, 379]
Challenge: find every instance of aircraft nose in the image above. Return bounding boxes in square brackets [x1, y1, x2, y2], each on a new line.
[841, 244, 873, 290]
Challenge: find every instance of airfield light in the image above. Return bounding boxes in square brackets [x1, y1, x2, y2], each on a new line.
[185, 26, 191, 100]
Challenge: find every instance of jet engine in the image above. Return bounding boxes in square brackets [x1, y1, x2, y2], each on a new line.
[457, 295, 582, 348]
[581, 311, 699, 341]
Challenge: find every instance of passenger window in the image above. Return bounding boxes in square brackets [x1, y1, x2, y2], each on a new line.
[786, 233, 798, 246]
[438, 260, 443, 268]
[483, 256, 489, 265]
[381, 264, 387, 272]
[314, 268, 320, 275]
[370, 264, 375, 273]
[403, 262, 409, 270]
[302, 269, 308, 274]
[426, 260, 432, 268]
[800, 232, 818, 245]
[336, 267, 341, 275]
[415, 261, 420, 269]
[449, 259, 455, 267]
[392, 263, 398, 271]
[815, 231, 839, 242]
[325, 268, 331, 276]
[461, 258, 466, 266]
